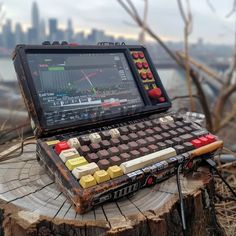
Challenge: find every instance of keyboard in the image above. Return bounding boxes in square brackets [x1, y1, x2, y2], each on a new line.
[37, 113, 222, 213]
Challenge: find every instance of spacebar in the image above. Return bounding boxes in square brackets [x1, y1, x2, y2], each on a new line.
[120, 147, 177, 174]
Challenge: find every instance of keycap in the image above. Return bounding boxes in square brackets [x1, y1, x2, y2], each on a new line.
[127, 141, 139, 150]
[144, 121, 153, 128]
[162, 132, 171, 140]
[65, 156, 88, 171]
[154, 134, 162, 142]
[148, 144, 158, 152]
[120, 147, 177, 174]
[72, 162, 99, 179]
[172, 137, 182, 145]
[157, 142, 167, 149]
[128, 133, 138, 141]
[97, 159, 110, 170]
[130, 150, 140, 158]
[79, 135, 91, 145]
[153, 127, 162, 133]
[118, 144, 130, 153]
[165, 140, 174, 147]
[183, 126, 192, 132]
[145, 136, 156, 145]
[137, 139, 148, 147]
[192, 130, 208, 138]
[205, 134, 216, 143]
[136, 123, 145, 130]
[94, 170, 110, 183]
[79, 174, 97, 189]
[119, 135, 129, 144]
[120, 153, 131, 161]
[179, 134, 194, 142]
[137, 130, 147, 138]
[146, 128, 155, 135]
[110, 138, 121, 146]
[67, 138, 81, 149]
[119, 127, 129, 135]
[78, 145, 90, 156]
[100, 140, 111, 148]
[109, 128, 120, 139]
[97, 149, 110, 159]
[199, 137, 208, 145]
[59, 148, 79, 163]
[160, 124, 170, 131]
[100, 131, 111, 140]
[128, 125, 138, 132]
[139, 147, 150, 155]
[46, 140, 60, 146]
[55, 141, 70, 154]
[183, 142, 195, 151]
[89, 132, 102, 143]
[110, 156, 122, 165]
[108, 147, 120, 156]
[174, 145, 185, 154]
[176, 128, 186, 135]
[90, 143, 101, 152]
[86, 153, 99, 162]
[169, 130, 178, 137]
[107, 165, 123, 179]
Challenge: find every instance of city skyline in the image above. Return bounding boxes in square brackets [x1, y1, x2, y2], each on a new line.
[0, 0, 236, 45]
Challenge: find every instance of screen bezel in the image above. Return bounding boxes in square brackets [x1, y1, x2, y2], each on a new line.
[15, 45, 155, 135]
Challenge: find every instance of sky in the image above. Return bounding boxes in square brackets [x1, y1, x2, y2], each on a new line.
[1, 0, 236, 44]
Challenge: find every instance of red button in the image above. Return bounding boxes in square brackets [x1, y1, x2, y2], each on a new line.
[147, 176, 154, 185]
[199, 137, 208, 145]
[146, 71, 153, 79]
[140, 72, 147, 80]
[159, 97, 165, 102]
[55, 141, 70, 154]
[205, 134, 216, 143]
[136, 62, 143, 69]
[139, 52, 144, 59]
[191, 139, 202, 148]
[132, 52, 139, 59]
[148, 88, 162, 99]
[142, 62, 149, 69]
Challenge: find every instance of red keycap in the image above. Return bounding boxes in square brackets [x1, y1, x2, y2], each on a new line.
[132, 52, 139, 59]
[146, 71, 153, 79]
[139, 52, 144, 59]
[55, 141, 70, 154]
[148, 88, 162, 99]
[142, 62, 149, 69]
[147, 176, 154, 185]
[159, 97, 165, 102]
[140, 72, 147, 80]
[191, 139, 202, 148]
[205, 134, 216, 143]
[199, 137, 208, 145]
[136, 62, 143, 69]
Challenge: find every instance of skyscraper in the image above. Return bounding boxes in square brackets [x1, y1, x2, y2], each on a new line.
[31, 1, 40, 42]
[49, 18, 58, 41]
[66, 19, 74, 42]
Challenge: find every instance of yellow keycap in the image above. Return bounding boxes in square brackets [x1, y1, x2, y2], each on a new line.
[46, 140, 60, 146]
[93, 170, 110, 183]
[79, 174, 97, 189]
[65, 156, 88, 171]
[107, 165, 123, 179]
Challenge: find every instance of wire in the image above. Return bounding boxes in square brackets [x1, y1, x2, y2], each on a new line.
[176, 163, 187, 233]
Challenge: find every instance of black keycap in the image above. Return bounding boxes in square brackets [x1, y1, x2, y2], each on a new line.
[110, 156, 122, 165]
[174, 115, 183, 121]
[130, 150, 140, 158]
[172, 137, 182, 145]
[137, 130, 147, 138]
[175, 121, 184, 127]
[128, 133, 138, 141]
[139, 147, 150, 155]
[118, 144, 130, 153]
[169, 130, 178, 137]
[146, 128, 155, 136]
[168, 123, 177, 129]
[162, 132, 171, 140]
[179, 134, 194, 142]
[79, 135, 90, 145]
[100, 140, 111, 149]
[148, 144, 158, 152]
[119, 127, 129, 135]
[127, 141, 139, 150]
[154, 134, 162, 142]
[151, 119, 159, 125]
[144, 120, 153, 128]
[136, 122, 145, 130]
[97, 159, 110, 170]
[108, 147, 120, 156]
[137, 139, 148, 147]
[176, 128, 186, 135]
[120, 153, 131, 161]
[128, 125, 138, 132]
[183, 142, 195, 151]
[97, 149, 110, 159]
[191, 130, 208, 138]
[174, 145, 185, 154]
[100, 130, 111, 140]
[89, 143, 101, 152]
[110, 138, 121, 146]
[145, 136, 156, 145]
[119, 135, 129, 144]
[153, 126, 162, 134]
[165, 140, 174, 147]
[160, 124, 170, 131]
[157, 142, 167, 149]
[86, 153, 99, 162]
[183, 126, 192, 132]
[78, 145, 90, 155]
[183, 120, 191, 126]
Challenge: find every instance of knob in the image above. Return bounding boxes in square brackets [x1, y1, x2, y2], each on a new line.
[148, 88, 162, 99]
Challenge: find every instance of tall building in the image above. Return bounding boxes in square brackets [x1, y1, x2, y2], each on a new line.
[66, 19, 74, 42]
[2, 19, 15, 49]
[31, 2, 40, 43]
[49, 18, 58, 41]
[40, 19, 46, 42]
[15, 23, 25, 44]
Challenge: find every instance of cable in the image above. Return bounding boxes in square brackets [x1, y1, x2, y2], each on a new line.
[205, 159, 236, 199]
[176, 163, 187, 233]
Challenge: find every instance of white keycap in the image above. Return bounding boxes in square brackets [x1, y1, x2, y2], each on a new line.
[72, 162, 99, 179]
[120, 148, 176, 174]
[109, 128, 120, 139]
[89, 132, 102, 143]
[67, 138, 81, 149]
[159, 115, 174, 124]
[59, 148, 78, 163]
[165, 115, 174, 122]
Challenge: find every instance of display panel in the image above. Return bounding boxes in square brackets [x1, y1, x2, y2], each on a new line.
[27, 52, 144, 127]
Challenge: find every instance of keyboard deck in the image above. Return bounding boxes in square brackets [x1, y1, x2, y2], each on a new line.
[36, 114, 220, 213]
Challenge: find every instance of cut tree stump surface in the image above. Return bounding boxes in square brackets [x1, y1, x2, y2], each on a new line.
[0, 144, 225, 236]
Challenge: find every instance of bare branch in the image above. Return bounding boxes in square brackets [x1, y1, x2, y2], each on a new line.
[206, 0, 216, 13]
[177, 0, 188, 24]
[226, 0, 236, 18]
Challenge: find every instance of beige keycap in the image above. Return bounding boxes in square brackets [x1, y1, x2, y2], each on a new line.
[59, 148, 79, 163]
[67, 138, 81, 149]
[89, 132, 102, 143]
[120, 147, 176, 174]
[109, 128, 120, 139]
[72, 162, 99, 179]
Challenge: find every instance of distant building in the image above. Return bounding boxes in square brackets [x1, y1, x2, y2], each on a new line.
[66, 19, 74, 42]
[31, 1, 40, 42]
[15, 23, 25, 44]
[49, 18, 58, 41]
[2, 19, 15, 49]
[39, 19, 46, 42]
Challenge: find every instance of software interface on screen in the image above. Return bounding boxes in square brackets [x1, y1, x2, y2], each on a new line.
[27, 52, 144, 126]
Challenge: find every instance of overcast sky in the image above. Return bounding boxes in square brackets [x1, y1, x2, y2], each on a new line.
[1, 0, 236, 44]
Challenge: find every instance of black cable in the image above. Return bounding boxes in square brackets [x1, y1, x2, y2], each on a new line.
[205, 159, 236, 199]
[176, 164, 187, 233]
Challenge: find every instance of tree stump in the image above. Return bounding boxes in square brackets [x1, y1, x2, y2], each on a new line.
[0, 144, 225, 236]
